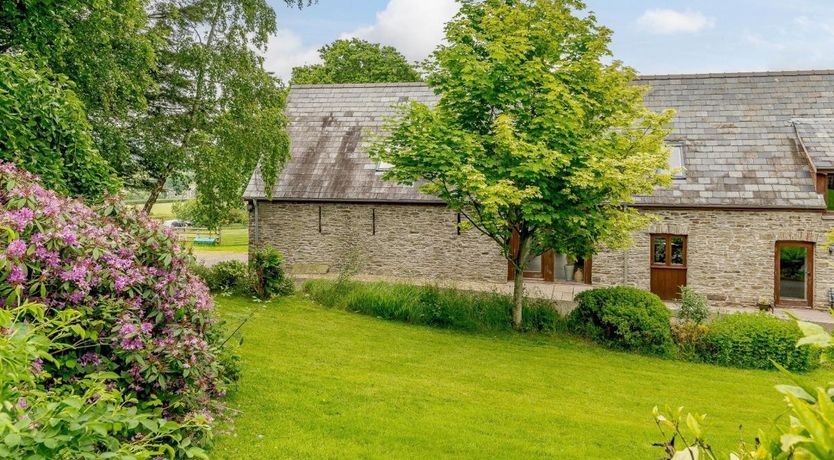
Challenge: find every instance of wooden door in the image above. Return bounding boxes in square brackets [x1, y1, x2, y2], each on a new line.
[507, 232, 554, 282]
[775, 241, 814, 307]
[650, 234, 687, 300]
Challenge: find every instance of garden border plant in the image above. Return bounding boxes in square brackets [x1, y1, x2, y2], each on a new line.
[0, 161, 236, 457]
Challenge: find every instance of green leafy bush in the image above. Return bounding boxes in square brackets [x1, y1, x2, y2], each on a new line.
[677, 286, 710, 324]
[0, 302, 210, 459]
[569, 287, 674, 356]
[671, 320, 709, 361]
[197, 260, 252, 294]
[251, 246, 294, 299]
[303, 279, 564, 333]
[0, 54, 119, 199]
[0, 162, 233, 456]
[698, 313, 819, 371]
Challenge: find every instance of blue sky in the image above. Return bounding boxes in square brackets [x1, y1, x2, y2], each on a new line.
[264, 0, 834, 80]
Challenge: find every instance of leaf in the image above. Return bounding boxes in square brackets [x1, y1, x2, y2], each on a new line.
[3, 433, 20, 447]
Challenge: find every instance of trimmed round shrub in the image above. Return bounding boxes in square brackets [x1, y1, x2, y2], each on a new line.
[569, 287, 674, 356]
[0, 162, 233, 454]
[699, 313, 820, 371]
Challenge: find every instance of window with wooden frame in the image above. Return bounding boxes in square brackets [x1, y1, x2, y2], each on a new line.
[816, 173, 834, 211]
[651, 234, 687, 267]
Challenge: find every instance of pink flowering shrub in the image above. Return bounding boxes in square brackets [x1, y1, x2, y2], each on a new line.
[0, 162, 234, 453]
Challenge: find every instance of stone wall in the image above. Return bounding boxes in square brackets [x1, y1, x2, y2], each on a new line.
[250, 202, 507, 283]
[593, 209, 834, 310]
[252, 202, 834, 310]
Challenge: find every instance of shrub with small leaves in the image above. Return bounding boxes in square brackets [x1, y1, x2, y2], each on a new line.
[197, 260, 252, 295]
[250, 246, 293, 299]
[569, 287, 674, 357]
[677, 286, 710, 324]
[699, 313, 819, 371]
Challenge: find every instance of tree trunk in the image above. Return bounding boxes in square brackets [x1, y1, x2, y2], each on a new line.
[512, 265, 524, 330]
[511, 234, 531, 330]
[142, 173, 168, 214]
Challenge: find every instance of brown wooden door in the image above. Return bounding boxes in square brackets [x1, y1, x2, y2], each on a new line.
[650, 234, 687, 300]
[775, 241, 814, 307]
[507, 232, 555, 282]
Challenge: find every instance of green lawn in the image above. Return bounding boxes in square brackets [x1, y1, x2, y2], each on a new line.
[211, 296, 833, 459]
[180, 225, 248, 253]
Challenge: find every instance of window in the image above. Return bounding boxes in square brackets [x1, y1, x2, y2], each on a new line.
[650, 234, 687, 267]
[375, 161, 393, 173]
[827, 175, 834, 211]
[814, 173, 834, 211]
[668, 144, 686, 180]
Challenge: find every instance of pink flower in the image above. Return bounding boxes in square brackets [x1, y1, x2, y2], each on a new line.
[6, 240, 26, 259]
[7, 265, 25, 286]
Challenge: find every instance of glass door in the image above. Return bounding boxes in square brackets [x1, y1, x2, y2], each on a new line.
[775, 242, 814, 307]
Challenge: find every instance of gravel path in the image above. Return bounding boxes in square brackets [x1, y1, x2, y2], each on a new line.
[193, 251, 247, 267]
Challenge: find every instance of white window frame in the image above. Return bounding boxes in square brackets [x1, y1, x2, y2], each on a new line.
[668, 143, 686, 180]
[375, 161, 393, 173]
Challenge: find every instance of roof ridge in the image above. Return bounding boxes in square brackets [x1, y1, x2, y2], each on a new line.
[290, 82, 429, 89]
[637, 69, 834, 81]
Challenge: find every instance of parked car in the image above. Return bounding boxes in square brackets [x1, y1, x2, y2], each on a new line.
[162, 219, 194, 228]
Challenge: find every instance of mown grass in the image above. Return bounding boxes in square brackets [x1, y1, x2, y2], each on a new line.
[211, 295, 834, 459]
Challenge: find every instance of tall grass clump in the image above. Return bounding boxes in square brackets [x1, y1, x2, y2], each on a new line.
[303, 279, 564, 333]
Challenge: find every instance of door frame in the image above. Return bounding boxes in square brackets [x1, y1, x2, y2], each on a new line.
[649, 233, 688, 300]
[774, 241, 814, 307]
[506, 232, 590, 283]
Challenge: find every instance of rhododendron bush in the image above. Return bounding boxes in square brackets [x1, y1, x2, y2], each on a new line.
[0, 162, 234, 455]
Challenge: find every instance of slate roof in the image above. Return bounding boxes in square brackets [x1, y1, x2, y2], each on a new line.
[245, 70, 834, 209]
[244, 83, 443, 203]
[792, 118, 834, 170]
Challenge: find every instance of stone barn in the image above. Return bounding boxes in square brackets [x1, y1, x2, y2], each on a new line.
[245, 70, 834, 310]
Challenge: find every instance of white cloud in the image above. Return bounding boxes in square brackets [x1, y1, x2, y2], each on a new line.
[261, 29, 321, 82]
[637, 9, 715, 35]
[741, 16, 834, 69]
[342, 0, 459, 62]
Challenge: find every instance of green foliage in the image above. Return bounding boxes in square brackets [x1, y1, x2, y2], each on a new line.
[0, 302, 210, 459]
[0, 55, 119, 199]
[250, 246, 294, 299]
[0, 0, 157, 170]
[678, 286, 710, 324]
[569, 287, 674, 356]
[655, 312, 834, 460]
[699, 313, 819, 372]
[671, 320, 709, 361]
[369, 0, 673, 326]
[134, 0, 313, 222]
[173, 199, 248, 229]
[303, 279, 565, 334]
[291, 38, 421, 84]
[196, 261, 252, 295]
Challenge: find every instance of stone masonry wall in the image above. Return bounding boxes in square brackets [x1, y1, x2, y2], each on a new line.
[251, 202, 507, 283]
[252, 203, 834, 310]
[593, 209, 834, 310]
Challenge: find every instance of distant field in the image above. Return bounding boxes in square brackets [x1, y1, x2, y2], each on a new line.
[134, 201, 249, 253]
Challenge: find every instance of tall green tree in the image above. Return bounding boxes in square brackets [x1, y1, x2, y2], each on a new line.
[370, 0, 673, 328]
[133, 0, 314, 220]
[291, 38, 421, 85]
[0, 55, 119, 199]
[0, 0, 158, 175]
